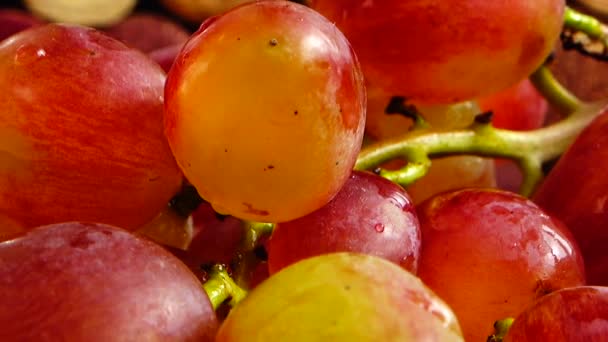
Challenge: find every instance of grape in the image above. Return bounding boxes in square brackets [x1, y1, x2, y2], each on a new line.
[104, 13, 190, 53]
[0, 222, 218, 341]
[534, 106, 608, 285]
[308, 0, 564, 104]
[164, 1, 366, 222]
[0, 24, 182, 230]
[417, 188, 586, 342]
[503, 286, 608, 341]
[168, 202, 244, 282]
[478, 78, 548, 131]
[149, 43, 184, 72]
[365, 89, 496, 204]
[23, 0, 137, 27]
[0, 9, 43, 42]
[160, 0, 270, 23]
[267, 170, 421, 274]
[217, 253, 464, 341]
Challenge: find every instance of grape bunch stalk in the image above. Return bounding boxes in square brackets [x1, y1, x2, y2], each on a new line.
[1, 0, 608, 341]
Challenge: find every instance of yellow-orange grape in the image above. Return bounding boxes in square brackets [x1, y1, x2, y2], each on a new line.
[366, 87, 496, 204]
[164, 1, 366, 222]
[308, 0, 565, 104]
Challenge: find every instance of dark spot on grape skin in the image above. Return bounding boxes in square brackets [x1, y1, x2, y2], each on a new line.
[534, 279, 555, 299]
[253, 246, 268, 261]
[344, 285, 351, 291]
[224, 148, 228, 153]
[474, 111, 494, 124]
[243, 203, 269, 216]
[294, 110, 298, 116]
[269, 38, 278, 47]
[69, 230, 95, 249]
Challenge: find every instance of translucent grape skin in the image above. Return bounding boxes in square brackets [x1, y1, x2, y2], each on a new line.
[267, 170, 421, 274]
[534, 106, 608, 285]
[0, 222, 218, 341]
[503, 286, 608, 341]
[217, 253, 464, 341]
[0, 24, 183, 231]
[308, 0, 564, 104]
[164, 1, 366, 222]
[417, 188, 586, 342]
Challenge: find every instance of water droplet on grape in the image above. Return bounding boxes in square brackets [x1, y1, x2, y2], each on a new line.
[374, 223, 384, 232]
[14, 45, 46, 65]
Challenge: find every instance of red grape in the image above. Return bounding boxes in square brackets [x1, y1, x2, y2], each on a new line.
[0, 24, 183, 231]
[478, 78, 548, 131]
[308, 0, 564, 104]
[504, 286, 608, 341]
[417, 188, 586, 342]
[164, 1, 366, 222]
[149, 43, 183, 72]
[268, 170, 420, 274]
[0, 222, 218, 341]
[0, 9, 43, 42]
[534, 106, 608, 285]
[168, 202, 244, 281]
[104, 13, 190, 53]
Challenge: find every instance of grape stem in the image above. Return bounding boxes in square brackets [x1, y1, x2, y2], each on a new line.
[487, 318, 515, 342]
[355, 67, 606, 197]
[232, 221, 274, 290]
[562, 7, 608, 61]
[202, 264, 248, 310]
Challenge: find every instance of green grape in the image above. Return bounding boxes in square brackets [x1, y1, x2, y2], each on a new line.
[217, 253, 464, 341]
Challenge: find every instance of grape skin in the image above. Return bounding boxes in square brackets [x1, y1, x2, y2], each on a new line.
[0, 24, 183, 231]
[164, 1, 366, 222]
[0, 222, 218, 341]
[217, 253, 464, 341]
[417, 188, 586, 341]
[268, 170, 421, 274]
[309, 0, 565, 104]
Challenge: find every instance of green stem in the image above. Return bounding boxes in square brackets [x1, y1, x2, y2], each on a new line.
[562, 7, 608, 60]
[202, 264, 248, 310]
[355, 100, 607, 196]
[487, 318, 515, 342]
[241, 221, 275, 252]
[529, 66, 581, 114]
[564, 7, 607, 40]
[232, 221, 274, 290]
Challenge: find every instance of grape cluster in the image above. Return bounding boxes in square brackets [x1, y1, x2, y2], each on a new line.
[1, 0, 608, 341]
